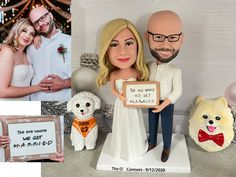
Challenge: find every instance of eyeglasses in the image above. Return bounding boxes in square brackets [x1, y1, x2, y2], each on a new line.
[147, 31, 182, 42]
[33, 12, 49, 27]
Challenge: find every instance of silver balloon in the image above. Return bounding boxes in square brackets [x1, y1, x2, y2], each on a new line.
[224, 82, 236, 108]
[72, 67, 98, 93]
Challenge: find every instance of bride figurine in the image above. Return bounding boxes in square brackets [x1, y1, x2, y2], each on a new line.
[97, 18, 149, 161]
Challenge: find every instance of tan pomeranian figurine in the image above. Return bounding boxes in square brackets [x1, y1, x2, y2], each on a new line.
[189, 96, 234, 152]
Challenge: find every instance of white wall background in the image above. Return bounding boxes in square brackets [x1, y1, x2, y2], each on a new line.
[72, 0, 236, 132]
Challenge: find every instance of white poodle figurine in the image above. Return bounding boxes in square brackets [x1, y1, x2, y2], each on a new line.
[67, 91, 101, 151]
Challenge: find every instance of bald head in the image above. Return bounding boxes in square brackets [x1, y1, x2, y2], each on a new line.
[29, 6, 49, 23]
[29, 6, 56, 37]
[147, 10, 182, 35]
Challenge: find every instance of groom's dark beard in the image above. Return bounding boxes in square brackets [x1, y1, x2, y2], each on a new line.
[150, 48, 179, 63]
[38, 17, 55, 37]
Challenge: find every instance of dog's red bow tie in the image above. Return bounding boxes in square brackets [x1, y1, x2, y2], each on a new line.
[198, 129, 224, 146]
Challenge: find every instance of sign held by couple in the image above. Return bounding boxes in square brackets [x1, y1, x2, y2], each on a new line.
[1, 116, 62, 162]
[122, 81, 160, 108]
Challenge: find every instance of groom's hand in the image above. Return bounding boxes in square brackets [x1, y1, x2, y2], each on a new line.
[40, 74, 71, 92]
[49, 152, 64, 162]
[152, 99, 172, 113]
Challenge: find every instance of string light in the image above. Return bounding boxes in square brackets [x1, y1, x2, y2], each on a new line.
[0, 11, 4, 24]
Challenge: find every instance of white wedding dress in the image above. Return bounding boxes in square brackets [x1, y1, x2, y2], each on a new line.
[0, 65, 34, 101]
[105, 78, 148, 161]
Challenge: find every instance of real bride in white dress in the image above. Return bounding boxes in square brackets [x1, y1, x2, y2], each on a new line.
[0, 18, 47, 101]
[97, 18, 150, 161]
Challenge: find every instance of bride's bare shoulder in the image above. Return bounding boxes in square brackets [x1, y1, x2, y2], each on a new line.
[0, 45, 14, 64]
[0, 45, 14, 56]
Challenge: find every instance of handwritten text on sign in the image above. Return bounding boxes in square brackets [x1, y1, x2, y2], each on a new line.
[8, 121, 57, 157]
[123, 81, 160, 108]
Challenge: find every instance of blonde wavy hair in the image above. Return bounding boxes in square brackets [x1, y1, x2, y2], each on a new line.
[2, 18, 34, 52]
[96, 18, 149, 87]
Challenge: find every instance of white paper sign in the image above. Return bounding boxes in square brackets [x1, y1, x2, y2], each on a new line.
[8, 121, 57, 157]
[123, 81, 160, 108]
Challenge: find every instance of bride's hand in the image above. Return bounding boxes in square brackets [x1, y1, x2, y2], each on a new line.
[39, 85, 50, 92]
[0, 136, 10, 148]
[118, 94, 126, 102]
[37, 77, 51, 92]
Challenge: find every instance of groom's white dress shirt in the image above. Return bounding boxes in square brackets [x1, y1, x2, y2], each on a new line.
[27, 30, 71, 101]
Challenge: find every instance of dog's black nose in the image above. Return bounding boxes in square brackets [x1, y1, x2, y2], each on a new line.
[209, 120, 214, 124]
[80, 109, 84, 113]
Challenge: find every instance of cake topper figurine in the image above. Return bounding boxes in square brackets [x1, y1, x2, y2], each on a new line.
[97, 18, 149, 161]
[145, 10, 184, 162]
[67, 91, 101, 151]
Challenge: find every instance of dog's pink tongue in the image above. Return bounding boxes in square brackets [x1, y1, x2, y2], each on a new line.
[208, 126, 216, 132]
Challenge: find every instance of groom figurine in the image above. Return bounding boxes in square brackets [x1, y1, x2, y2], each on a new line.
[27, 6, 71, 101]
[145, 10, 183, 162]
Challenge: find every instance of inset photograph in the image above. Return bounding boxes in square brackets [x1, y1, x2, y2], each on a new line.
[0, 115, 64, 162]
[0, 0, 71, 101]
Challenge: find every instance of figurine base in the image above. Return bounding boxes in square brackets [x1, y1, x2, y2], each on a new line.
[96, 133, 190, 173]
